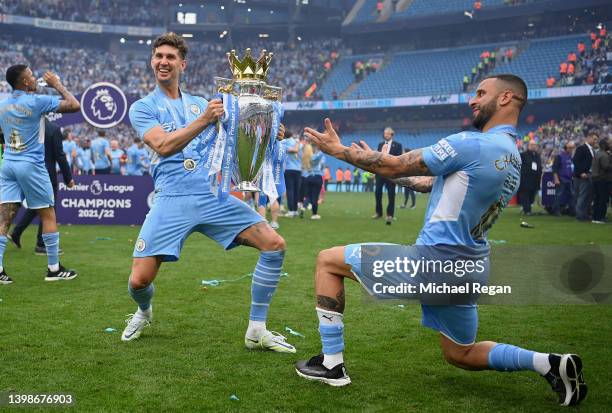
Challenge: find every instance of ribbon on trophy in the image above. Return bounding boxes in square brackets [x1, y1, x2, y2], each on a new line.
[259, 101, 284, 201]
[207, 92, 239, 201]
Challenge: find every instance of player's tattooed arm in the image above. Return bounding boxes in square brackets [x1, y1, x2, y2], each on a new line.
[392, 176, 434, 193]
[0, 203, 21, 234]
[304, 118, 432, 179]
[317, 289, 346, 313]
[43, 71, 80, 113]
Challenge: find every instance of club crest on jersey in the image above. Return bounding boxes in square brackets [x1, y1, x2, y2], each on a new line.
[135, 238, 146, 252]
[190, 104, 201, 115]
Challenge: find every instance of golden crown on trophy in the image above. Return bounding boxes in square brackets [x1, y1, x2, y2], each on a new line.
[226, 48, 273, 81]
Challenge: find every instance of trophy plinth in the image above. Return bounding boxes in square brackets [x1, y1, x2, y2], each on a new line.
[214, 48, 282, 193]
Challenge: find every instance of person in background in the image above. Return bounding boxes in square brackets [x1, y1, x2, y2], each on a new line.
[591, 138, 610, 224]
[551, 141, 576, 216]
[344, 167, 352, 192]
[352, 168, 361, 192]
[374, 127, 402, 224]
[573, 132, 597, 221]
[323, 166, 331, 191]
[282, 131, 301, 217]
[110, 139, 125, 175]
[76, 139, 94, 175]
[399, 151, 416, 209]
[519, 140, 542, 215]
[62, 128, 78, 173]
[91, 129, 112, 174]
[126, 137, 145, 176]
[335, 167, 343, 192]
[302, 142, 325, 220]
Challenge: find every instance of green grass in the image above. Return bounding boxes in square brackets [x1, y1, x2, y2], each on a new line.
[1, 192, 610, 412]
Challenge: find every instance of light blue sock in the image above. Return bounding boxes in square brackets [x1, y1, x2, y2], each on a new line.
[488, 343, 535, 372]
[0, 235, 6, 269]
[319, 323, 345, 355]
[42, 232, 60, 267]
[249, 250, 284, 321]
[128, 284, 154, 311]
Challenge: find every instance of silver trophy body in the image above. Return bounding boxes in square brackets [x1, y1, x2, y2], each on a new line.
[214, 75, 282, 192]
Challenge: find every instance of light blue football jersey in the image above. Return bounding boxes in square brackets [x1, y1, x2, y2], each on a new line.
[0, 90, 60, 162]
[128, 86, 211, 195]
[418, 124, 521, 246]
[91, 137, 111, 169]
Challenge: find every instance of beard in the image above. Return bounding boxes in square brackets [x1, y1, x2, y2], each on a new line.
[472, 99, 497, 131]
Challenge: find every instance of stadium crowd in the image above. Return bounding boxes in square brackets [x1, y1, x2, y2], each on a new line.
[0, 36, 347, 103]
[517, 113, 611, 223]
[550, 25, 610, 87]
[0, 0, 165, 27]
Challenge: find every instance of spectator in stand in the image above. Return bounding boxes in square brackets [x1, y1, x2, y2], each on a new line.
[463, 74, 470, 91]
[591, 138, 610, 224]
[504, 48, 513, 63]
[577, 40, 586, 57]
[559, 61, 568, 80]
[471, 66, 478, 82]
[519, 141, 542, 215]
[546, 75, 555, 88]
[335, 167, 343, 192]
[344, 167, 352, 192]
[567, 51, 577, 64]
[573, 132, 598, 221]
[552, 141, 576, 216]
[376, 0, 383, 15]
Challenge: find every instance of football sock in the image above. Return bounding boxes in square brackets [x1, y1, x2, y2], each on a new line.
[128, 283, 154, 312]
[249, 250, 284, 322]
[488, 343, 549, 373]
[42, 232, 59, 270]
[0, 235, 6, 271]
[246, 320, 266, 339]
[317, 307, 344, 369]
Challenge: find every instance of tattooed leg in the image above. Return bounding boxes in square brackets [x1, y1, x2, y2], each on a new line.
[0, 203, 21, 235]
[235, 221, 285, 251]
[315, 246, 356, 313]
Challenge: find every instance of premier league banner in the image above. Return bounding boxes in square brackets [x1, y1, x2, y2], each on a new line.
[56, 175, 155, 225]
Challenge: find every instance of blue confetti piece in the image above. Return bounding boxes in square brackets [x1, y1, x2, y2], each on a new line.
[104, 328, 117, 333]
[202, 272, 289, 287]
[285, 326, 305, 338]
[229, 394, 239, 401]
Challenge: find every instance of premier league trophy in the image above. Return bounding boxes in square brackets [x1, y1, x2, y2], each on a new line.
[214, 48, 282, 192]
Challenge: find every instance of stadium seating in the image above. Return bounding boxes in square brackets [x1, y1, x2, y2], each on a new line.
[391, 0, 507, 20]
[491, 35, 587, 88]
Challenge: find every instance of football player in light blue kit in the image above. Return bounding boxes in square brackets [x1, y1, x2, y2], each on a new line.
[109, 139, 125, 174]
[296, 74, 586, 406]
[121, 33, 295, 353]
[91, 130, 112, 174]
[0, 66, 80, 284]
[126, 138, 144, 176]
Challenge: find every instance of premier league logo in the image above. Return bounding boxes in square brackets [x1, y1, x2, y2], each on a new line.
[80, 82, 128, 128]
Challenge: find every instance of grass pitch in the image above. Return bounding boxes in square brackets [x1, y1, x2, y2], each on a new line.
[1, 192, 610, 412]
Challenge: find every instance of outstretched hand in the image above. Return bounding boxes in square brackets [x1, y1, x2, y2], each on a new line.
[303, 118, 344, 158]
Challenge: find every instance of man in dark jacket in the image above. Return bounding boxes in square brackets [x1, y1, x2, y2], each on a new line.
[374, 127, 403, 225]
[551, 141, 576, 215]
[9, 119, 74, 253]
[572, 132, 597, 221]
[518, 141, 542, 215]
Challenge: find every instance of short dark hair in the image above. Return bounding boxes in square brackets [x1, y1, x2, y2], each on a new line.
[134, 137, 142, 143]
[6, 64, 28, 90]
[152, 32, 188, 59]
[484, 73, 528, 110]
